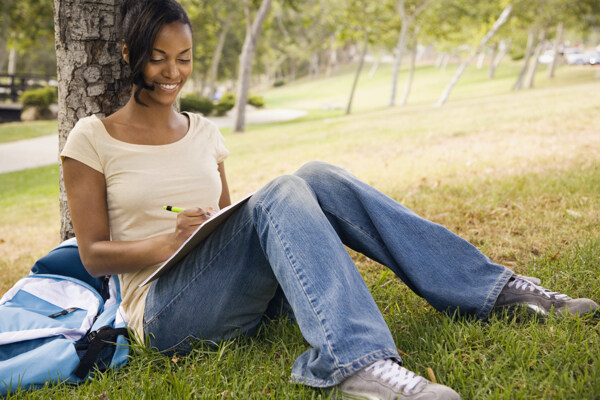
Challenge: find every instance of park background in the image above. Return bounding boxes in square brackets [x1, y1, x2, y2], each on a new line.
[1, 0, 600, 398]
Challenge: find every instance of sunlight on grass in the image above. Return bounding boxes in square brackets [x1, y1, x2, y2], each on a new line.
[1, 65, 599, 399]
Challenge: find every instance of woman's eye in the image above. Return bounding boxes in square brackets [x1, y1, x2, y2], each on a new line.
[150, 59, 164, 63]
[178, 59, 191, 63]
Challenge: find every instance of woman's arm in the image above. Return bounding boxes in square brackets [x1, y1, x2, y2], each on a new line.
[63, 157, 211, 277]
[218, 162, 231, 209]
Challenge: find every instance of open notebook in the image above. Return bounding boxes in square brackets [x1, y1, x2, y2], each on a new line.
[139, 193, 253, 287]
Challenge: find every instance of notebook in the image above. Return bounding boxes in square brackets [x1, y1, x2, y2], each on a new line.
[139, 193, 253, 287]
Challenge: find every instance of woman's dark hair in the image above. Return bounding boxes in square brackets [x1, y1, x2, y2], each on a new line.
[121, 0, 192, 105]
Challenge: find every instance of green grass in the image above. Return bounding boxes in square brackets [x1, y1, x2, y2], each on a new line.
[0, 120, 58, 143]
[1, 63, 600, 399]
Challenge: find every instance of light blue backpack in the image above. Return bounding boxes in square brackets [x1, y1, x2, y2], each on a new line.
[0, 239, 130, 395]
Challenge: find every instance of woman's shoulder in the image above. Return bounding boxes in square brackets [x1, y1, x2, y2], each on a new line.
[185, 112, 223, 140]
[70, 115, 104, 136]
[185, 112, 218, 131]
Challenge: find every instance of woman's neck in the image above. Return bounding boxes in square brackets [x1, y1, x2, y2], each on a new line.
[121, 95, 180, 129]
[102, 92, 189, 145]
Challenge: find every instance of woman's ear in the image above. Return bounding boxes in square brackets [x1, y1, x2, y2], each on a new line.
[122, 40, 130, 64]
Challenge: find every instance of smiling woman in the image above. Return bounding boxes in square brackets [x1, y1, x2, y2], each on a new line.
[56, 1, 599, 399]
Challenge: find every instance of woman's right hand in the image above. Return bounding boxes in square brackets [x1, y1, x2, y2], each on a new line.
[172, 207, 215, 249]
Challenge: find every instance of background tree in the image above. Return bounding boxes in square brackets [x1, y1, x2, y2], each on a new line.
[389, 0, 430, 107]
[233, 0, 273, 133]
[337, 0, 394, 115]
[182, 0, 243, 97]
[54, 0, 129, 240]
[1, 0, 55, 75]
[436, 2, 513, 106]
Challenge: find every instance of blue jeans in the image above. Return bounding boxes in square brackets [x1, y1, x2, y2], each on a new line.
[143, 161, 513, 387]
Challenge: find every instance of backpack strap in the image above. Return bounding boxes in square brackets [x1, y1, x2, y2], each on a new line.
[73, 326, 129, 379]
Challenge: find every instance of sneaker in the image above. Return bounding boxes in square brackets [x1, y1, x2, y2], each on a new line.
[337, 359, 460, 400]
[494, 275, 600, 318]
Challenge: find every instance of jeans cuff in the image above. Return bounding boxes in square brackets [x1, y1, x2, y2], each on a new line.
[290, 348, 401, 388]
[477, 268, 514, 319]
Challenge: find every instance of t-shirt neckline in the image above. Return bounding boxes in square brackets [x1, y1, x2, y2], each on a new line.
[92, 112, 194, 148]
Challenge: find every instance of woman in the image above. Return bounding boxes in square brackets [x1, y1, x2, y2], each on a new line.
[61, 1, 598, 399]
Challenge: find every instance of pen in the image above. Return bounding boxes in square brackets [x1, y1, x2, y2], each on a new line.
[163, 205, 184, 213]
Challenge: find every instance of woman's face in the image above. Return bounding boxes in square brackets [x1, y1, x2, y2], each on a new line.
[140, 21, 193, 107]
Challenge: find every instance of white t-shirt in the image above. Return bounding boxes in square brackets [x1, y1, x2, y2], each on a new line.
[60, 112, 229, 339]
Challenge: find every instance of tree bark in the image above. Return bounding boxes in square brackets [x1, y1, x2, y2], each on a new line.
[525, 28, 547, 89]
[513, 29, 535, 90]
[207, 14, 232, 99]
[54, 0, 130, 240]
[436, 4, 512, 106]
[548, 22, 563, 79]
[346, 30, 369, 115]
[233, 0, 272, 133]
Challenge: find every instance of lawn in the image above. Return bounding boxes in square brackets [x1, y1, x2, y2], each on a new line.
[1, 62, 599, 399]
[0, 120, 58, 143]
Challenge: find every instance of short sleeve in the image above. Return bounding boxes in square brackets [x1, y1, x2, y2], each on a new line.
[212, 126, 229, 163]
[60, 117, 103, 173]
[193, 114, 229, 163]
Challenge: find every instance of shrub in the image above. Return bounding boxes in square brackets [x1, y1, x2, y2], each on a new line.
[215, 93, 235, 116]
[20, 86, 57, 110]
[180, 94, 214, 115]
[273, 80, 285, 87]
[247, 94, 265, 109]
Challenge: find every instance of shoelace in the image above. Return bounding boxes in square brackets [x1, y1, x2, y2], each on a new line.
[365, 359, 423, 394]
[509, 275, 571, 300]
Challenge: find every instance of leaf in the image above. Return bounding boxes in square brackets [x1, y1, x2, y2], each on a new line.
[426, 367, 437, 383]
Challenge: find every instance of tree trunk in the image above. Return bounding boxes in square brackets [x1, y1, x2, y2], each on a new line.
[0, 20, 7, 74]
[325, 37, 338, 76]
[548, 22, 563, 79]
[346, 30, 369, 115]
[476, 52, 485, 69]
[400, 27, 420, 106]
[290, 58, 297, 82]
[525, 28, 547, 89]
[310, 52, 320, 79]
[436, 4, 512, 106]
[390, 0, 429, 107]
[54, 0, 130, 240]
[367, 56, 380, 78]
[513, 30, 535, 90]
[489, 39, 508, 79]
[488, 42, 498, 78]
[207, 14, 232, 100]
[233, 0, 272, 133]
[389, 22, 408, 107]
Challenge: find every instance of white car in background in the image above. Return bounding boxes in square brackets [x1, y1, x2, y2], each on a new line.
[585, 51, 600, 65]
[563, 48, 588, 65]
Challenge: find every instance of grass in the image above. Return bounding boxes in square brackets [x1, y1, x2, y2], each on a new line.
[0, 120, 58, 143]
[1, 62, 600, 399]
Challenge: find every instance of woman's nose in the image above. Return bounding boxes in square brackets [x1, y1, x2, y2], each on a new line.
[163, 60, 179, 79]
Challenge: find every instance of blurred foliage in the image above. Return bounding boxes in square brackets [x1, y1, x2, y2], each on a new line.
[215, 93, 236, 116]
[179, 93, 215, 116]
[1, 0, 597, 87]
[20, 86, 57, 109]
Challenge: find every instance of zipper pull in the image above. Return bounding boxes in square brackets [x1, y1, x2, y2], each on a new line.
[48, 307, 79, 319]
